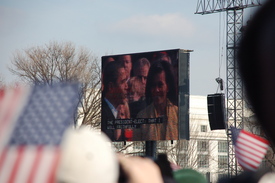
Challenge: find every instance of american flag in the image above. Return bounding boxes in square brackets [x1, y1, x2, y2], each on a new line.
[0, 83, 80, 183]
[231, 127, 269, 171]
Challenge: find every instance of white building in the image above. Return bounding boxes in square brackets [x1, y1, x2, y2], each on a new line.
[188, 95, 228, 182]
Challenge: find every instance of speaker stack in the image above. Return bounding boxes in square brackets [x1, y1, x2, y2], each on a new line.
[207, 93, 226, 130]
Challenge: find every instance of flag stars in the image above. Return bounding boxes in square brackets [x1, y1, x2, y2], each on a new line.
[8, 83, 80, 146]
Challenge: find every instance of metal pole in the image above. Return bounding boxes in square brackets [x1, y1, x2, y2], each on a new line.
[145, 141, 156, 158]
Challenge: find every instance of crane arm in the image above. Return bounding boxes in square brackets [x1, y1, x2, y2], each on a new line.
[195, 0, 263, 15]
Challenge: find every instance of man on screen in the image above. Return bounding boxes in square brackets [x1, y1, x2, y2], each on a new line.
[132, 57, 150, 98]
[102, 61, 129, 140]
[129, 57, 150, 118]
[118, 54, 132, 79]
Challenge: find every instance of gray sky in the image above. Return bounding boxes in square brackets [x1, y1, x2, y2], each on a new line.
[0, 0, 260, 96]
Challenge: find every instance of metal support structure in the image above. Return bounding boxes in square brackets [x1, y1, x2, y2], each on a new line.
[226, 8, 244, 176]
[145, 141, 157, 158]
[195, 0, 262, 15]
[195, 0, 262, 178]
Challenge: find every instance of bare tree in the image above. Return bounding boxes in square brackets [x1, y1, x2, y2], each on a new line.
[157, 122, 221, 167]
[9, 41, 102, 127]
[154, 117, 229, 183]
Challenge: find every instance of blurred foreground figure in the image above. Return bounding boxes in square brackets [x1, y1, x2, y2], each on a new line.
[173, 169, 207, 183]
[57, 127, 165, 183]
[238, 0, 275, 145]
[57, 127, 119, 183]
[118, 155, 163, 183]
[218, 0, 275, 182]
[217, 169, 275, 183]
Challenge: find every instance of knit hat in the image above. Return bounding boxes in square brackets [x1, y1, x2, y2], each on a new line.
[173, 168, 207, 183]
[56, 127, 119, 183]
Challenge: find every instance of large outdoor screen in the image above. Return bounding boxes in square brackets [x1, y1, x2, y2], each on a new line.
[101, 49, 189, 141]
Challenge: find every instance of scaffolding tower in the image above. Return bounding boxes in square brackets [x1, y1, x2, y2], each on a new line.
[195, 0, 262, 177]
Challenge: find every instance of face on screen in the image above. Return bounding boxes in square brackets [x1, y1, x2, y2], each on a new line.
[135, 65, 149, 94]
[117, 104, 127, 119]
[112, 68, 128, 104]
[101, 49, 189, 141]
[119, 55, 132, 78]
[150, 71, 168, 107]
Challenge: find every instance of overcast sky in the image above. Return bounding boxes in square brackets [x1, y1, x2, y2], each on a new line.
[0, 0, 261, 96]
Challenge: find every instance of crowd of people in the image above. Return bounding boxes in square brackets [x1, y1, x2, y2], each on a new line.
[56, 127, 208, 183]
[101, 0, 275, 181]
[57, 0, 275, 182]
[101, 51, 179, 141]
[6, 1, 275, 182]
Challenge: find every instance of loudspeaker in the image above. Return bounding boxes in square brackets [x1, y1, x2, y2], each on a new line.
[207, 93, 226, 130]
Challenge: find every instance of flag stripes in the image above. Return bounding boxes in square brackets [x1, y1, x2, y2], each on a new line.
[0, 146, 60, 183]
[231, 127, 269, 172]
[0, 87, 30, 150]
[0, 83, 80, 183]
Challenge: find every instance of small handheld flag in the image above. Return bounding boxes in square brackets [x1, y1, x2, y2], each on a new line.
[0, 83, 80, 183]
[231, 127, 269, 171]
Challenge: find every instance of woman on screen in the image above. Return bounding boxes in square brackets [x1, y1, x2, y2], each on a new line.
[134, 60, 178, 141]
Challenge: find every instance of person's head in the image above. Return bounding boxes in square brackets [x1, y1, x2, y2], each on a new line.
[153, 51, 172, 64]
[57, 128, 119, 183]
[133, 57, 150, 93]
[117, 102, 130, 119]
[106, 57, 115, 62]
[173, 169, 207, 183]
[118, 55, 132, 78]
[237, 0, 275, 144]
[127, 76, 143, 103]
[145, 61, 177, 106]
[102, 57, 116, 91]
[102, 56, 115, 70]
[103, 61, 128, 108]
